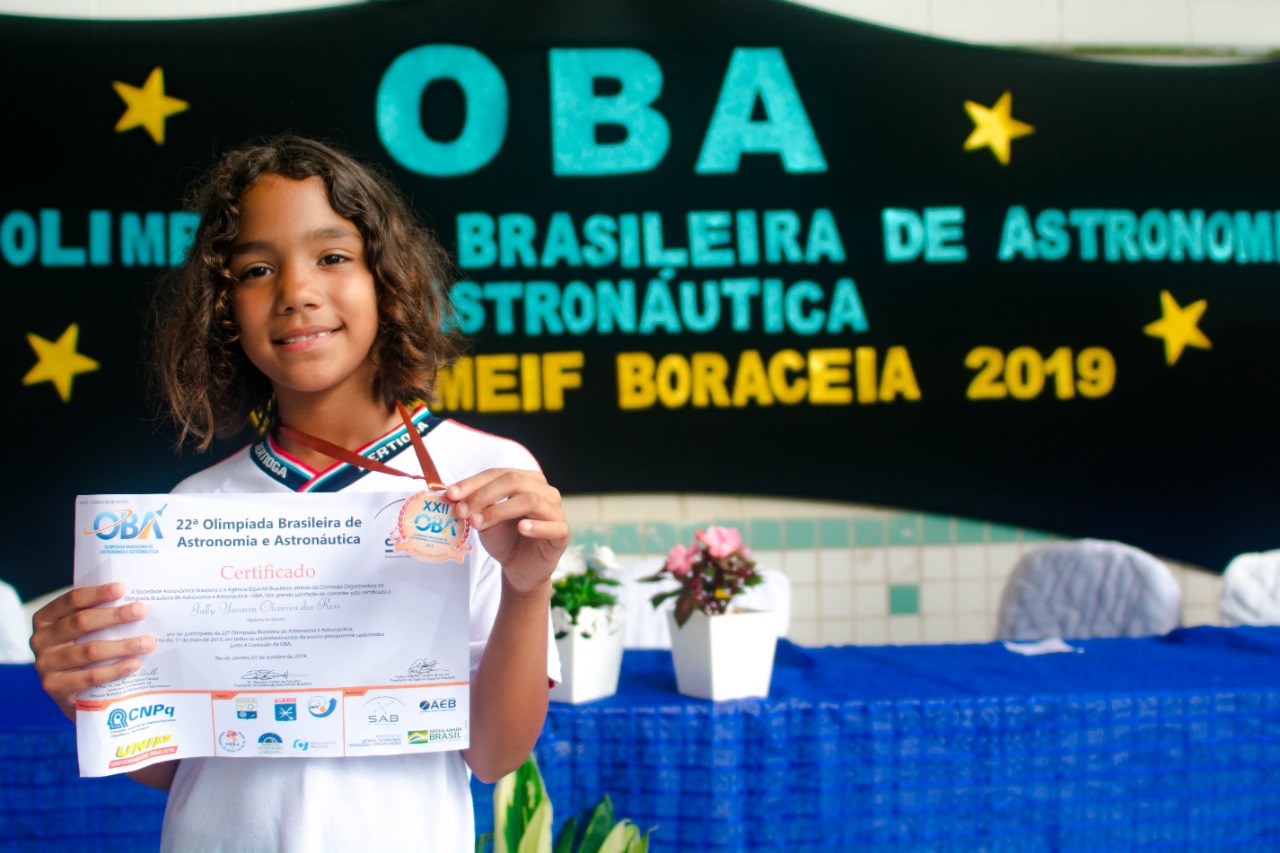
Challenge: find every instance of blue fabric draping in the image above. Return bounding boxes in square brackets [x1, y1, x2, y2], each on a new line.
[473, 630, 1280, 851]
[5, 629, 1280, 851]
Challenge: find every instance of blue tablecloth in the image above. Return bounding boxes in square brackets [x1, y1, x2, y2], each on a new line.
[6, 628, 1280, 851]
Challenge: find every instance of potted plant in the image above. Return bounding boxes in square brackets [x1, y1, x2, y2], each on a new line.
[641, 526, 776, 701]
[477, 753, 654, 853]
[549, 545, 626, 704]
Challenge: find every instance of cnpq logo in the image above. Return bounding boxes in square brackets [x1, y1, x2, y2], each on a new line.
[84, 504, 167, 541]
[107, 703, 175, 730]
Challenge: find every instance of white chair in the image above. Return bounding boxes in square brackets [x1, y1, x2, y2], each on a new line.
[996, 539, 1181, 641]
[1220, 550, 1280, 627]
[612, 558, 791, 649]
[0, 579, 35, 663]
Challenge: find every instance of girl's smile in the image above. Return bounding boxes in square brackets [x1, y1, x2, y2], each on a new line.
[229, 174, 380, 408]
[275, 325, 342, 351]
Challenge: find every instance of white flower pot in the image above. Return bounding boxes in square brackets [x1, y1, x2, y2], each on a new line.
[549, 623, 625, 704]
[666, 609, 777, 701]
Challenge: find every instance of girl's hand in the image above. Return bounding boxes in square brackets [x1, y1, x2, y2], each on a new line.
[446, 469, 568, 595]
[30, 583, 155, 721]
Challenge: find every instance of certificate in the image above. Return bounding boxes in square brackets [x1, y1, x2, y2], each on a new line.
[73, 492, 472, 777]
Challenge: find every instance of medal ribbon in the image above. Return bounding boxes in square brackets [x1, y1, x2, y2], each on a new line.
[277, 402, 446, 491]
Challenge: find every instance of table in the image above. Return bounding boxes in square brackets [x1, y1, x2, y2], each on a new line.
[6, 628, 1280, 851]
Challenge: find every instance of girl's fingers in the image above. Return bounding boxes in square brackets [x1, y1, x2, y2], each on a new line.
[464, 488, 562, 532]
[37, 633, 155, 676]
[42, 656, 144, 706]
[452, 473, 560, 523]
[33, 583, 124, 631]
[40, 600, 147, 651]
[516, 518, 570, 541]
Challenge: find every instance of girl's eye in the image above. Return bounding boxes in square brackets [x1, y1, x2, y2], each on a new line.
[237, 265, 271, 281]
[320, 254, 348, 266]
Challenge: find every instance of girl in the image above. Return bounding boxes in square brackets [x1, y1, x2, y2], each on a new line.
[29, 135, 566, 852]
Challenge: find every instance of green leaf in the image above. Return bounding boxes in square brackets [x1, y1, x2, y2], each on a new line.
[648, 589, 680, 609]
[578, 795, 616, 853]
[493, 766, 518, 853]
[552, 816, 578, 853]
[597, 820, 638, 853]
[517, 755, 547, 826]
[498, 755, 545, 853]
[516, 799, 553, 853]
[674, 594, 696, 627]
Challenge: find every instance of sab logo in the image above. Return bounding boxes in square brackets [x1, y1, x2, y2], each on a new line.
[364, 695, 404, 725]
[84, 505, 166, 541]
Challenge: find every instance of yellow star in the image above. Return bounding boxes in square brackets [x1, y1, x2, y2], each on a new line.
[1143, 290, 1212, 366]
[23, 324, 100, 402]
[963, 91, 1035, 165]
[113, 67, 188, 145]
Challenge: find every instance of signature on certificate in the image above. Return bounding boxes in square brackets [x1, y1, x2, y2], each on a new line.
[241, 669, 292, 681]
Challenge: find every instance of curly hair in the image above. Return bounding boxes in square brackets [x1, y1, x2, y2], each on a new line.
[149, 134, 463, 451]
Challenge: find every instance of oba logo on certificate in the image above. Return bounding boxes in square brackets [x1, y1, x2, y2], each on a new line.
[307, 696, 337, 718]
[83, 505, 166, 541]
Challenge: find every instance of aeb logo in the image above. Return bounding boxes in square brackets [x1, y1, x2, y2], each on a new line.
[419, 698, 457, 713]
[85, 504, 167, 541]
[107, 703, 175, 730]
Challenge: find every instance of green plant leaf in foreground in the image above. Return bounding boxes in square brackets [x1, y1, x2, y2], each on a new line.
[488, 756, 654, 853]
[517, 798, 553, 853]
[578, 794, 616, 853]
[552, 815, 579, 853]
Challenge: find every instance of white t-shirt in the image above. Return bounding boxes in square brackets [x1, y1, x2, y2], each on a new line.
[159, 407, 560, 853]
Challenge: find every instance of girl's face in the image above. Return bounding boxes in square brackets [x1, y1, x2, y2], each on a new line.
[228, 174, 379, 409]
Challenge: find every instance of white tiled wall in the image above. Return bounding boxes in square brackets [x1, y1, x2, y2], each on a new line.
[4, 0, 1280, 53]
[564, 492, 1224, 647]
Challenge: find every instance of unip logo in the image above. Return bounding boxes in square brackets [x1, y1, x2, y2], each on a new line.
[84, 504, 167, 541]
[115, 734, 172, 758]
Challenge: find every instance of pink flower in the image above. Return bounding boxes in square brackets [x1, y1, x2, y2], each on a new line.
[665, 543, 696, 576]
[697, 526, 744, 559]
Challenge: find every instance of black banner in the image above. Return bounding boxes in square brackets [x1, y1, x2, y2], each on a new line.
[5, 0, 1278, 598]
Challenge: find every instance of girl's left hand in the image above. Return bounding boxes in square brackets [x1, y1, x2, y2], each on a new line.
[446, 469, 568, 594]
